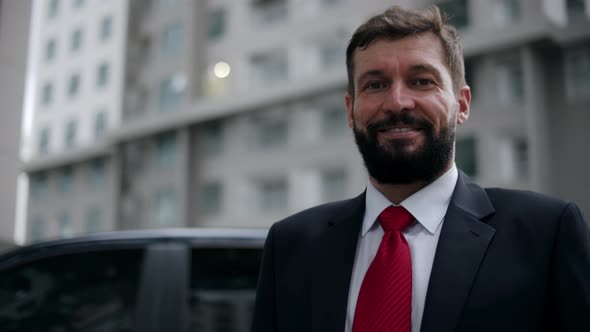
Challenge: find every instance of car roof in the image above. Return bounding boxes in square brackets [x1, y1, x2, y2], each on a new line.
[0, 227, 268, 270]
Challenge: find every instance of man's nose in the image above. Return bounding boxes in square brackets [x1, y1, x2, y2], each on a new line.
[384, 83, 415, 112]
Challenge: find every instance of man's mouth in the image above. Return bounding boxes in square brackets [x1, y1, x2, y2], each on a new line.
[378, 126, 423, 139]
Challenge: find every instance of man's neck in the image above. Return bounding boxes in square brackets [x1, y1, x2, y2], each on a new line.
[369, 164, 453, 205]
[370, 179, 428, 205]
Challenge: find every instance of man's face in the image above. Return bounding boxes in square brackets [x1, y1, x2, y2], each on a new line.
[345, 32, 471, 184]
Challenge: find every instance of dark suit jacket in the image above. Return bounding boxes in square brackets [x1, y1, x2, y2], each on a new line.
[251, 172, 590, 332]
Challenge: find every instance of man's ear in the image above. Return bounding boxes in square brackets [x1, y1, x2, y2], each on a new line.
[456, 85, 471, 125]
[345, 93, 354, 129]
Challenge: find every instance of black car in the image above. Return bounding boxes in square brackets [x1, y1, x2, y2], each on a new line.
[0, 228, 267, 332]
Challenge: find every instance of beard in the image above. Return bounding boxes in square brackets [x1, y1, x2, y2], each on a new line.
[353, 111, 455, 185]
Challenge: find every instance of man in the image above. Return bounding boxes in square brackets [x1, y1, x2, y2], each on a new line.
[251, 5, 590, 332]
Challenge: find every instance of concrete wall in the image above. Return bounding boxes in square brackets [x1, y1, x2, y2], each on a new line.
[0, 0, 31, 249]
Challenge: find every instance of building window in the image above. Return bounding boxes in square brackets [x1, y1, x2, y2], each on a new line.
[161, 22, 184, 56]
[564, 44, 590, 101]
[153, 189, 177, 227]
[157, 0, 178, 8]
[495, 51, 524, 104]
[492, 0, 521, 26]
[208, 8, 226, 41]
[321, 170, 348, 202]
[200, 120, 224, 158]
[438, 0, 469, 29]
[321, 0, 343, 7]
[48, 0, 59, 18]
[64, 120, 77, 148]
[70, 27, 83, 52]
[254, 117, 288, 149]
[250, 49, 288, 84]
[93, 111, 107, 139]
[58, 211, 74, 238]
[30, 217, 46, 242]
[39, 127, 51, 155]
[321, 106, 347, 137]
[155, 131, 177, 167]
[88, 158, 106, 188]
[45, 39, 56, 62]
[258, 178, 288, 212]
[58, 166, 75, 193]
[158, 74, 185, 111]
[566, 0, 586, 19]
[199, 181, 223, 216]
[464, 58, 476, 95]
[68, 73, 81, 97]
[72, 0, 84, 8]
[456, 136, 478, 177]
[100, 16, 113, 41]
[498, 137, 529, 180]
[41, 82, 53, 105]
[320, 44, 345, 71]
[30, 172, 49, 199]
[251, 0, 287, 26]
[97, 62, 110, 88]
[85, 207, 103, 233]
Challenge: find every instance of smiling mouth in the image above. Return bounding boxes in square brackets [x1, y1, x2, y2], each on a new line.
[378, 127, 423, 139]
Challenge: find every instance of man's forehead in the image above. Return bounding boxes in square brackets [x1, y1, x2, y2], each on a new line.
[353, 34, 447, 74]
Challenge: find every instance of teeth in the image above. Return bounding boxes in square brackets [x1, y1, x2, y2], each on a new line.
[389, 128, 413, 132]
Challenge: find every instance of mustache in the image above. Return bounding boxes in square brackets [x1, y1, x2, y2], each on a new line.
[366, 113, 433, 133]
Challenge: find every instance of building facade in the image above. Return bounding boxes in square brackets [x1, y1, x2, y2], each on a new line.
[22, 0, 590, 243]
[0, 0, 31, 250]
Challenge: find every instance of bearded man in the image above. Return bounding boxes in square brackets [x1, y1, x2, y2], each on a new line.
[251, 5, 590, 332]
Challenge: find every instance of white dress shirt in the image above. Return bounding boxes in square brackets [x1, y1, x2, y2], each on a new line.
[344, 165, 458, 332]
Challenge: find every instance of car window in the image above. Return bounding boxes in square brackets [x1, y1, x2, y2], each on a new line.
[189, 248, 263, 332]
[0, 249, 145, 332]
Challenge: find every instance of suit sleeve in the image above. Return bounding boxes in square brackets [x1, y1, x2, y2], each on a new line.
[549, 202, 590, 330]
[251, 224, 278, 332]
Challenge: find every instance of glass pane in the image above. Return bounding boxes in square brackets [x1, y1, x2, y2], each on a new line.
[438, 0, 469, 29]
[456, 137, 478, 177]
[0, 249, 145, 332]
[322, 170, 348, 202]
[208, 9, 226, 41]
[258, 179, 287, 211]
[189, 248, 263, 332]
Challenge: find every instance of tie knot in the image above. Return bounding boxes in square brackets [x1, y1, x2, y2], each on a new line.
[378, 206, 414, 231]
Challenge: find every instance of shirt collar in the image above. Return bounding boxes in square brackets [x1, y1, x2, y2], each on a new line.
[362, 164, 458, 236]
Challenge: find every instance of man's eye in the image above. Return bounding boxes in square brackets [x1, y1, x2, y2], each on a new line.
[366, 81, 387, 90]
[413, 78, 435, 87]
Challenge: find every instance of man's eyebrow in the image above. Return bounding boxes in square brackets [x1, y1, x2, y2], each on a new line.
[408, 64, 443, 80]
[356, 69, 387, 83]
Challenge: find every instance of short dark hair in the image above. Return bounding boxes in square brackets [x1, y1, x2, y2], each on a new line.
[346, 5, 465, 97]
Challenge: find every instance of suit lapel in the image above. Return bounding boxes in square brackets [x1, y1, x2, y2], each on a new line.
[420, 172, 496, 332]
[311, 193, 365, 332]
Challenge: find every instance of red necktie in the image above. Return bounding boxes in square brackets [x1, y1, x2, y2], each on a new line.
[352, 206, 414, 332]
